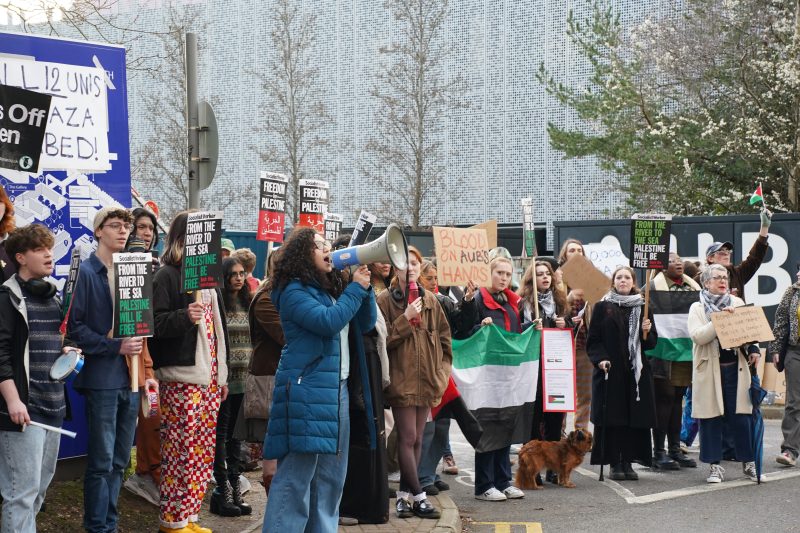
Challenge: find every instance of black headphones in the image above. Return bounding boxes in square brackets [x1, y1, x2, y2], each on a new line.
[390, 283, 426, 302]
[17, 275, 57, 299]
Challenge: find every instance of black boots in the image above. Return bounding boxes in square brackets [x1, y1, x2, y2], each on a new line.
[210, 481, 241, 517]
[654, 450, 680, 470]
[668, 449, 697, 468]
[230, 476, 252, 516]
[622, 462, 638, 480]
[609, 463, 626, 480]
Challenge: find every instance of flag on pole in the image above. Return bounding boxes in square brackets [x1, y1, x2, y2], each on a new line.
[749, 184, 764, 205]
[645, 290, 699, 362]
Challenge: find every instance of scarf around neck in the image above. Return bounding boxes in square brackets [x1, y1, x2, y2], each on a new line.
[699, 289, 731, 319]
[537, 290, 556, 319]
[603, 290, 645, 401]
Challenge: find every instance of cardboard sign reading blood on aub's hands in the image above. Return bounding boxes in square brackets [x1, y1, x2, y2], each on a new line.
[181, 211, 223, 291]
[433, 226, 491, 287]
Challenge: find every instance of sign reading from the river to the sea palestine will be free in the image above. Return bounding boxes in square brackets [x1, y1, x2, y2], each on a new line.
[113, 252, 154, 338]
[182, 211, 223, 291]
[630, 214, 672, 270]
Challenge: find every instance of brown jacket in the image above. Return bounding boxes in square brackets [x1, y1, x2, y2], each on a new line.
[247, 286, 285, 376]
[126, 340, 155, 388]
[377, 287, 452, 408]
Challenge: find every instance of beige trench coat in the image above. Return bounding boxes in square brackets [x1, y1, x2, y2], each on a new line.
[687, 297, 752, 419]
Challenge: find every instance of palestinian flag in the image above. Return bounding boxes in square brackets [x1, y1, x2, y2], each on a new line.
[431, 377, 484, 448]
[646, 290, 700, 362]
[451, 325, 539, 452]
[749, 184, 764, 205]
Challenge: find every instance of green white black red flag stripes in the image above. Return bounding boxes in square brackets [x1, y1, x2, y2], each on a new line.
[451, 325, 539, 452]
[646, 290, 699, 362]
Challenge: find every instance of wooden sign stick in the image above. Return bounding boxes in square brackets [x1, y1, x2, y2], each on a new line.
[532, 256, 540, 321]
[131, 353, 139, 392]
[643, 269, 653, 340]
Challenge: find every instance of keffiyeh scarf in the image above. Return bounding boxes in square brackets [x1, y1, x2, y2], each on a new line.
[603, 290, 645, 401]
[699, 289, 731, 320]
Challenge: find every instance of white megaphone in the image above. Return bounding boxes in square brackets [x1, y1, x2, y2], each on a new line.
[331, 223, 409, 271]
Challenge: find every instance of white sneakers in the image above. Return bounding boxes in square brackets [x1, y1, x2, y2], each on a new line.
[706, 464, 725, 483]
[475, 487, 507, 501]
[475, 486, 525, 501]
[503, 486, 525, 499]
[509, 444, 522, 455]
[123, 473, 159, 506]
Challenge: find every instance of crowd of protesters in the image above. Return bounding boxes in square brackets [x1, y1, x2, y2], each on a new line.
[1, 183, 799, 532]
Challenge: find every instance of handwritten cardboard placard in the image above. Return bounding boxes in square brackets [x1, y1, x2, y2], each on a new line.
[560, 253, 611, 305]
[710, 306, 776, 349]
[468, 219, 497, 250]
[630, 213, 672, 270]
[433, 226, 491, 287]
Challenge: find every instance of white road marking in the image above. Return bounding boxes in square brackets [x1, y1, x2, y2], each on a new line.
[575, 466, 800, 504]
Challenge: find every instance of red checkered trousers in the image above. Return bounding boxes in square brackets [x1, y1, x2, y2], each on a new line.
[158, 297, 221, 529]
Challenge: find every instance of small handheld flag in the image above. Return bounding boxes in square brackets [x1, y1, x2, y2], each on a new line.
[749, 183, 764, 206]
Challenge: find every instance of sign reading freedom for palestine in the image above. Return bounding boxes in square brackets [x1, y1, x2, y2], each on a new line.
[630, 213, 672, 270]
[181, 211, 223, 291]
[112, 252, 154, 338]
[0, 84, 52, 173]
[257, 172, 288, 243]
[297, 179, 329, 233]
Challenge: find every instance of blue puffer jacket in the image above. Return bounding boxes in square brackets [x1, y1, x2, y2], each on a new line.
[263, 278, 376, 459]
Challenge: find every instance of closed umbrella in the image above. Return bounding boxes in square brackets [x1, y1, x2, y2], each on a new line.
[749, 373, 767, 484]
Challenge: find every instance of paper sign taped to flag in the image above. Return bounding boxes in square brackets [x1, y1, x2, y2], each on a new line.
[541, 329, 576, 412]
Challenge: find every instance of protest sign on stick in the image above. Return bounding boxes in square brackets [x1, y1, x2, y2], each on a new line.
[521, 198, 536, 257]
[561, 253, 611, 305]
[324, 213, 343, 242]
[630, 214, 672, 270]
[710, 306, 776, 349]
[433, 226, 491, 287]
[297, 179, 329, 233]
[181, 211, 223, 292]
[349, 210, 377, 246]
[0, 84, 52, 173]
[257, 172, 288, 243]
[113, 252, 154, 392]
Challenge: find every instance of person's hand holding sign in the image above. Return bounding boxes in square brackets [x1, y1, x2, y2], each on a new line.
[119, 336, 143, 356]
[187, 301, 204, 323]
[405, 297, 423, 323]
[555, 316, 566, 329]
[481, 317, 493, 327]
[464, 280, 477, 302]
[641, 319, 652, 334]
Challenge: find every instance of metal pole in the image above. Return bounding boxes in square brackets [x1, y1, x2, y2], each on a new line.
[186, 32, 200, 209]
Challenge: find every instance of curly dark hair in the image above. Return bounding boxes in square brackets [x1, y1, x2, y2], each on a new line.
[0, 185, 14, 236]
[268, 226, 340, 295]
[222, 257, 253, 311]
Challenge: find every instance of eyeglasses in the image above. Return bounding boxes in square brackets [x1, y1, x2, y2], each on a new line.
[710, 275, 729, 282]
[103, 222, 131, 232]
[713, 250, 732, 256]
[314, 240, 332, 253]
[135, 223, 154, 232]
[229, 271, 246, 278]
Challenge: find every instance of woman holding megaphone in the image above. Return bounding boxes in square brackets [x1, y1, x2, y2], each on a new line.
[378, 246, 452, 520]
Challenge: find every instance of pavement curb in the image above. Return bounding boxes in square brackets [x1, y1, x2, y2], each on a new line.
[431, 493, 461, 533]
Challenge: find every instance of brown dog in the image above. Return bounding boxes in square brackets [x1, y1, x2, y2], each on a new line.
[514, 430, 593, 489]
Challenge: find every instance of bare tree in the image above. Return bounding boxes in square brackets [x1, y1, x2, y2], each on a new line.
[0, 0, 170, 73]
[254, 0, 330, 223]
[365, 0, 466, 230]
[131, 3, 251, 223]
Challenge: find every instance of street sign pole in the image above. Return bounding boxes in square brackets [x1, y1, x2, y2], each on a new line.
[186, 32, 200, 209]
